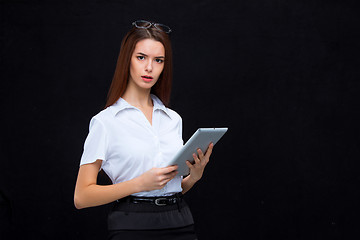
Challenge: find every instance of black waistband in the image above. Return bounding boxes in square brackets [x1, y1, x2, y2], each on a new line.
[118, 193, 183, 206]
[108, 193, 194, 230]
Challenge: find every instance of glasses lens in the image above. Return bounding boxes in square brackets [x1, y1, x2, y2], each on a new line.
[134, 20, 151, 28]
[154, 23, 171, 33]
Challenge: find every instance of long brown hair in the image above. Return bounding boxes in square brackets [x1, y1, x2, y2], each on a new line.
[105, 25, 173, 108]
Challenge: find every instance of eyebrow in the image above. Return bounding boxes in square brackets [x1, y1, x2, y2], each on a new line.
[136, 52, 165, 58]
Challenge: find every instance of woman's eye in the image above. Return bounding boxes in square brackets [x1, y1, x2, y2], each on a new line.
[137, 56, 145, 60]
[155, 58, 164, 63]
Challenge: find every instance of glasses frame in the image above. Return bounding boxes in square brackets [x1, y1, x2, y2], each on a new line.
[132, 20, 172, 34]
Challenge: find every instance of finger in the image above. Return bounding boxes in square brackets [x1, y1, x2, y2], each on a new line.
[159, 179, 170, 188]
[169, 170, 178, 178]
[193, 153, 200, 164]
[159, 171, 177, 182]
[160, 172, 177, 185]
[167, 166, 179, 175]
[156, 180, 166, 189]
[197, 148, 204, 160]
[168, 165, 178, 171]
[163, 171, 178, 180]
[160, 165, 178, 175]
[186, 160, 194, 169]
[205, 142, 214, 158]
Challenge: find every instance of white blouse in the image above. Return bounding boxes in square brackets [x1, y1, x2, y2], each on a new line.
[80, 94, 184, 197]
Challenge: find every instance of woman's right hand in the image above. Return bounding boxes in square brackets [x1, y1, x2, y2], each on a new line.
[137, 165, 178, 192]
[74, 161, 178, 209]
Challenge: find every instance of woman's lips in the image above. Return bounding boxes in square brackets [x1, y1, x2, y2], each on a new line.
[141, 75, 153, 82]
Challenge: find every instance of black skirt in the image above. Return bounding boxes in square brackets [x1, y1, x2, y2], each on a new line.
[108, 225, 197, 240]
[107, 194, 197, 240]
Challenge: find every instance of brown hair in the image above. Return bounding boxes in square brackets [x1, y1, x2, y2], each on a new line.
[105, 25, 173, 108]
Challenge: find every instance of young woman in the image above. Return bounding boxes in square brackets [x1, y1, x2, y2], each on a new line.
[74, 20, 213, 240]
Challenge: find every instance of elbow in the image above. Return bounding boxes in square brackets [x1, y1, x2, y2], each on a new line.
[74, 200, 82, 210]
[74, 196, 82, 209]
[74, 193, 85, 209]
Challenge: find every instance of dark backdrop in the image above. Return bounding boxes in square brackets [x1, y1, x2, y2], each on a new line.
[1, 0, 359, 239]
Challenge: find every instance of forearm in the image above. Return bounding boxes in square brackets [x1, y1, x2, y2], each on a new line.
[181, 175, 198, 194]
[74, 178, 141, 209]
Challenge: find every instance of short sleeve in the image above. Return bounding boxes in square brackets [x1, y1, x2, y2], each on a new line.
[79, 117, 108, 166]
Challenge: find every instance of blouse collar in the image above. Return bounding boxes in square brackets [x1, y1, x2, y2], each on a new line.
[109, 94, 171, 119]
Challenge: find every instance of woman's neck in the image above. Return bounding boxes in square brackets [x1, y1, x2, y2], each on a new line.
[122, 86, 153, 108]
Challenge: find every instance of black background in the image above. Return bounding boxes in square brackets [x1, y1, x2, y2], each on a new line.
[1, 0, 359, 239]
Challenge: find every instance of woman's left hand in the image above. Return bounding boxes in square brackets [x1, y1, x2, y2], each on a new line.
[185, 143, 214, 182]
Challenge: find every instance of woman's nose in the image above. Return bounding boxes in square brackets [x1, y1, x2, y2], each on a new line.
[145, 60, 152, 72]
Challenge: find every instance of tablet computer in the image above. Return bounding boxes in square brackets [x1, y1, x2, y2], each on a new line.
[167, 128, 228, 176]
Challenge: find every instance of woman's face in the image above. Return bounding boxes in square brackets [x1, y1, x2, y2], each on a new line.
[128, 39, 165, 91]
